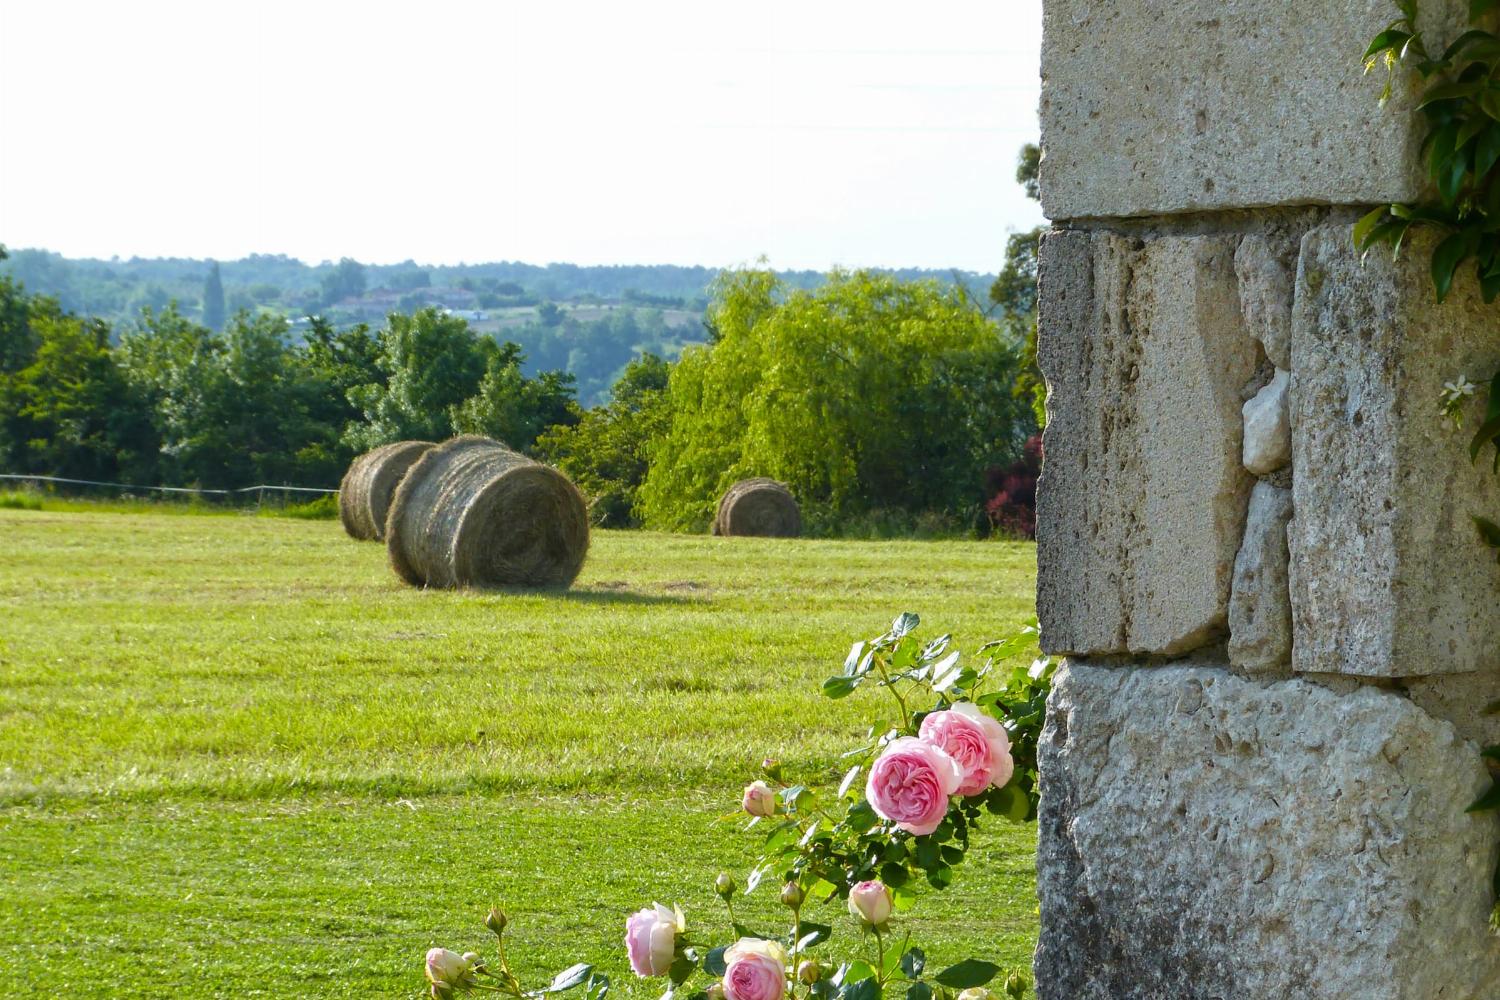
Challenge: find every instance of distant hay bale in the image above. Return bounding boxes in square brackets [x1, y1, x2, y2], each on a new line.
[339, 440, 436, 541]
[713, 478, 801, 538]
[385, 436, 590, 588]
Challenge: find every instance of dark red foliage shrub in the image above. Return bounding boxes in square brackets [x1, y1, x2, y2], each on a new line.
[984, 434, 1042, 539]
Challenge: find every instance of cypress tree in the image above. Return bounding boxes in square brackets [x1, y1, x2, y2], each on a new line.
[202, 261, 225, 332]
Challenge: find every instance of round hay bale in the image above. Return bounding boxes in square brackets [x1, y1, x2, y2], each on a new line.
[714, 478, 801, 538]
[339, 440, 436, 541]
[386, 436, 590, 589]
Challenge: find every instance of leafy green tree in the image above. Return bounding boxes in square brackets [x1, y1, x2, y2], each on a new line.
[7, 312, 155, 480]
[116, 305, 221, 483]
[202, 262, 226, 332]
[536, 353, 672, 526]
[319, 257, 367, 308]
[450, 344, 580, 452]
[991, 143, 1045, 427]
[639, 269, 1031, 531]
[344, 309, 494, 449]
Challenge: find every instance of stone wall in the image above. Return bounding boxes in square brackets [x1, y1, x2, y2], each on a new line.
[1033, 2, 1500, 996]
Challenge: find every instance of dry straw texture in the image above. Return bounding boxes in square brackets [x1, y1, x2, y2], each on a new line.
[338, 440, 436, 541]
[713, 478, 801, 538]
[386, 436, 590, 589]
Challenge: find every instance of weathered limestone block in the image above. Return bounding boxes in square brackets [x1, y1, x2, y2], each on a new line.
[1228, 482, 1293, 673]
[1235, 234, 1295, 369]
[1037, 230, 1257, 656]
[1039, 0, 1466, 219]
[1290, 224, 1500, 678]
[1035, 660, 1500, 1000]
[1242, 368, 1291, 475]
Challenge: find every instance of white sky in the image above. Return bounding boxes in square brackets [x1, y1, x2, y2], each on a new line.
[0, 0, 1044, 272]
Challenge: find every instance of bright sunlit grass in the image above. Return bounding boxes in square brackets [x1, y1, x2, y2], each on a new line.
[0, 511, 1039, 997]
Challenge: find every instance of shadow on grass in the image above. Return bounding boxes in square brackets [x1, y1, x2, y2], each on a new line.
[458, 582, 703, 606]
[559, 586, 702, 606]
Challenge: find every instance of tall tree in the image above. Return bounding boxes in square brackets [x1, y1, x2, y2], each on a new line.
[202, 261, 226, 332]
[991, 143, 1045, 427]
[319, 258, 367, 308]
[343, 309, 493, 449]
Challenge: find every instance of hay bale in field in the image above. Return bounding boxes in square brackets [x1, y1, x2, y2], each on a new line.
[386, 435, 590, 588]
[339, 440, 437, 541]
[713, 478, 801, 538]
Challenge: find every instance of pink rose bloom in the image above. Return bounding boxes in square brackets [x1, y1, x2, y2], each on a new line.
[847, 880, 894, 927]
[624, 902, 684, 977]
[742, 780, 777, 818]
[865, 736, 962, 835]
[918, 702, 1014, 796]
[723, 938, 787, 1000]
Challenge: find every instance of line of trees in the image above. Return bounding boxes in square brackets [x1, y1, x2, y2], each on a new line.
[0, 251, 580, 491]
[1, 147, 1044, 532]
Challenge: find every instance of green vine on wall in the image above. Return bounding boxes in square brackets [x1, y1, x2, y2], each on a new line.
[1363, 0, 1500, 917]
[1359, 0, 1500, 558]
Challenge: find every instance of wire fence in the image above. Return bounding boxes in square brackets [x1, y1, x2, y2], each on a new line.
[0, 473, 338, 508]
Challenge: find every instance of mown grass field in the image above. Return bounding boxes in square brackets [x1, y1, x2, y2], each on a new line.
[0, 509, 1039, 997]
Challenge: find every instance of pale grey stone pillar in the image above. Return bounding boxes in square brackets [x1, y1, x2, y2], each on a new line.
[1033, 2, 1500, 997]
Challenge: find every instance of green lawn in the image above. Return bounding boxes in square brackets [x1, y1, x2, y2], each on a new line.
[0, 510, 1039, 997]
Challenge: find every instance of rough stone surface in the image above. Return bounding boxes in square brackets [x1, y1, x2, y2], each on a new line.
[1242, 368, 1291, 475]
[1408, 673, 1500, 748]
[1228, 482, 1293, 673]
[1235, 234, 1295, 369]
[1039, 0, 1466, 219]
[1037, 230, 1257, 657]
[1290, 224, 1500, 678]
[1035, 660, 1500, 1000]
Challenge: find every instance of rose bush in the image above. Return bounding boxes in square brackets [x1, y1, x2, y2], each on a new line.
[419, 612, 1051, 1000]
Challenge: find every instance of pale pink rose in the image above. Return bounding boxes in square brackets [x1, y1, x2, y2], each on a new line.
[847, 880, 894, 927]
[865, 737, 962, 835]
[918, 702, 1014, 796]
[723, 938, 787, 1000]
[742, 780, 777, 818]
[425, 948, 472, 989]
[624, 902, 684, 977]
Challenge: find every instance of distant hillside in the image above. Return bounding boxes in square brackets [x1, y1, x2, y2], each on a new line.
[0, 249, 995, 330]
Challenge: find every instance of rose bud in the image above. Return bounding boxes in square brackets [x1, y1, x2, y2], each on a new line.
[779, 881, 804, 909]
[1003, 972, 1028, 998]
[625, 902, 685, 978]
[715, 872, 737, 899]
[462, 952, 485, 973]
[742, 780, 777, 818]
[761, 758, 784, 781]
[426, 948, 473, 991]
[485, 906, 509, 935]
[847, 880, 894, 928]
[797, 960, 821, 985]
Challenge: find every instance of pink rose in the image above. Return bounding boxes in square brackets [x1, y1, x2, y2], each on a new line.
[865, 737, 962, 836]
[847, 880, 894, 927]
[624, 902, 684, 977]
[742, 780, 777, 818]
[723, 938, 787, 1000]
[918, 702, 1014, 796]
